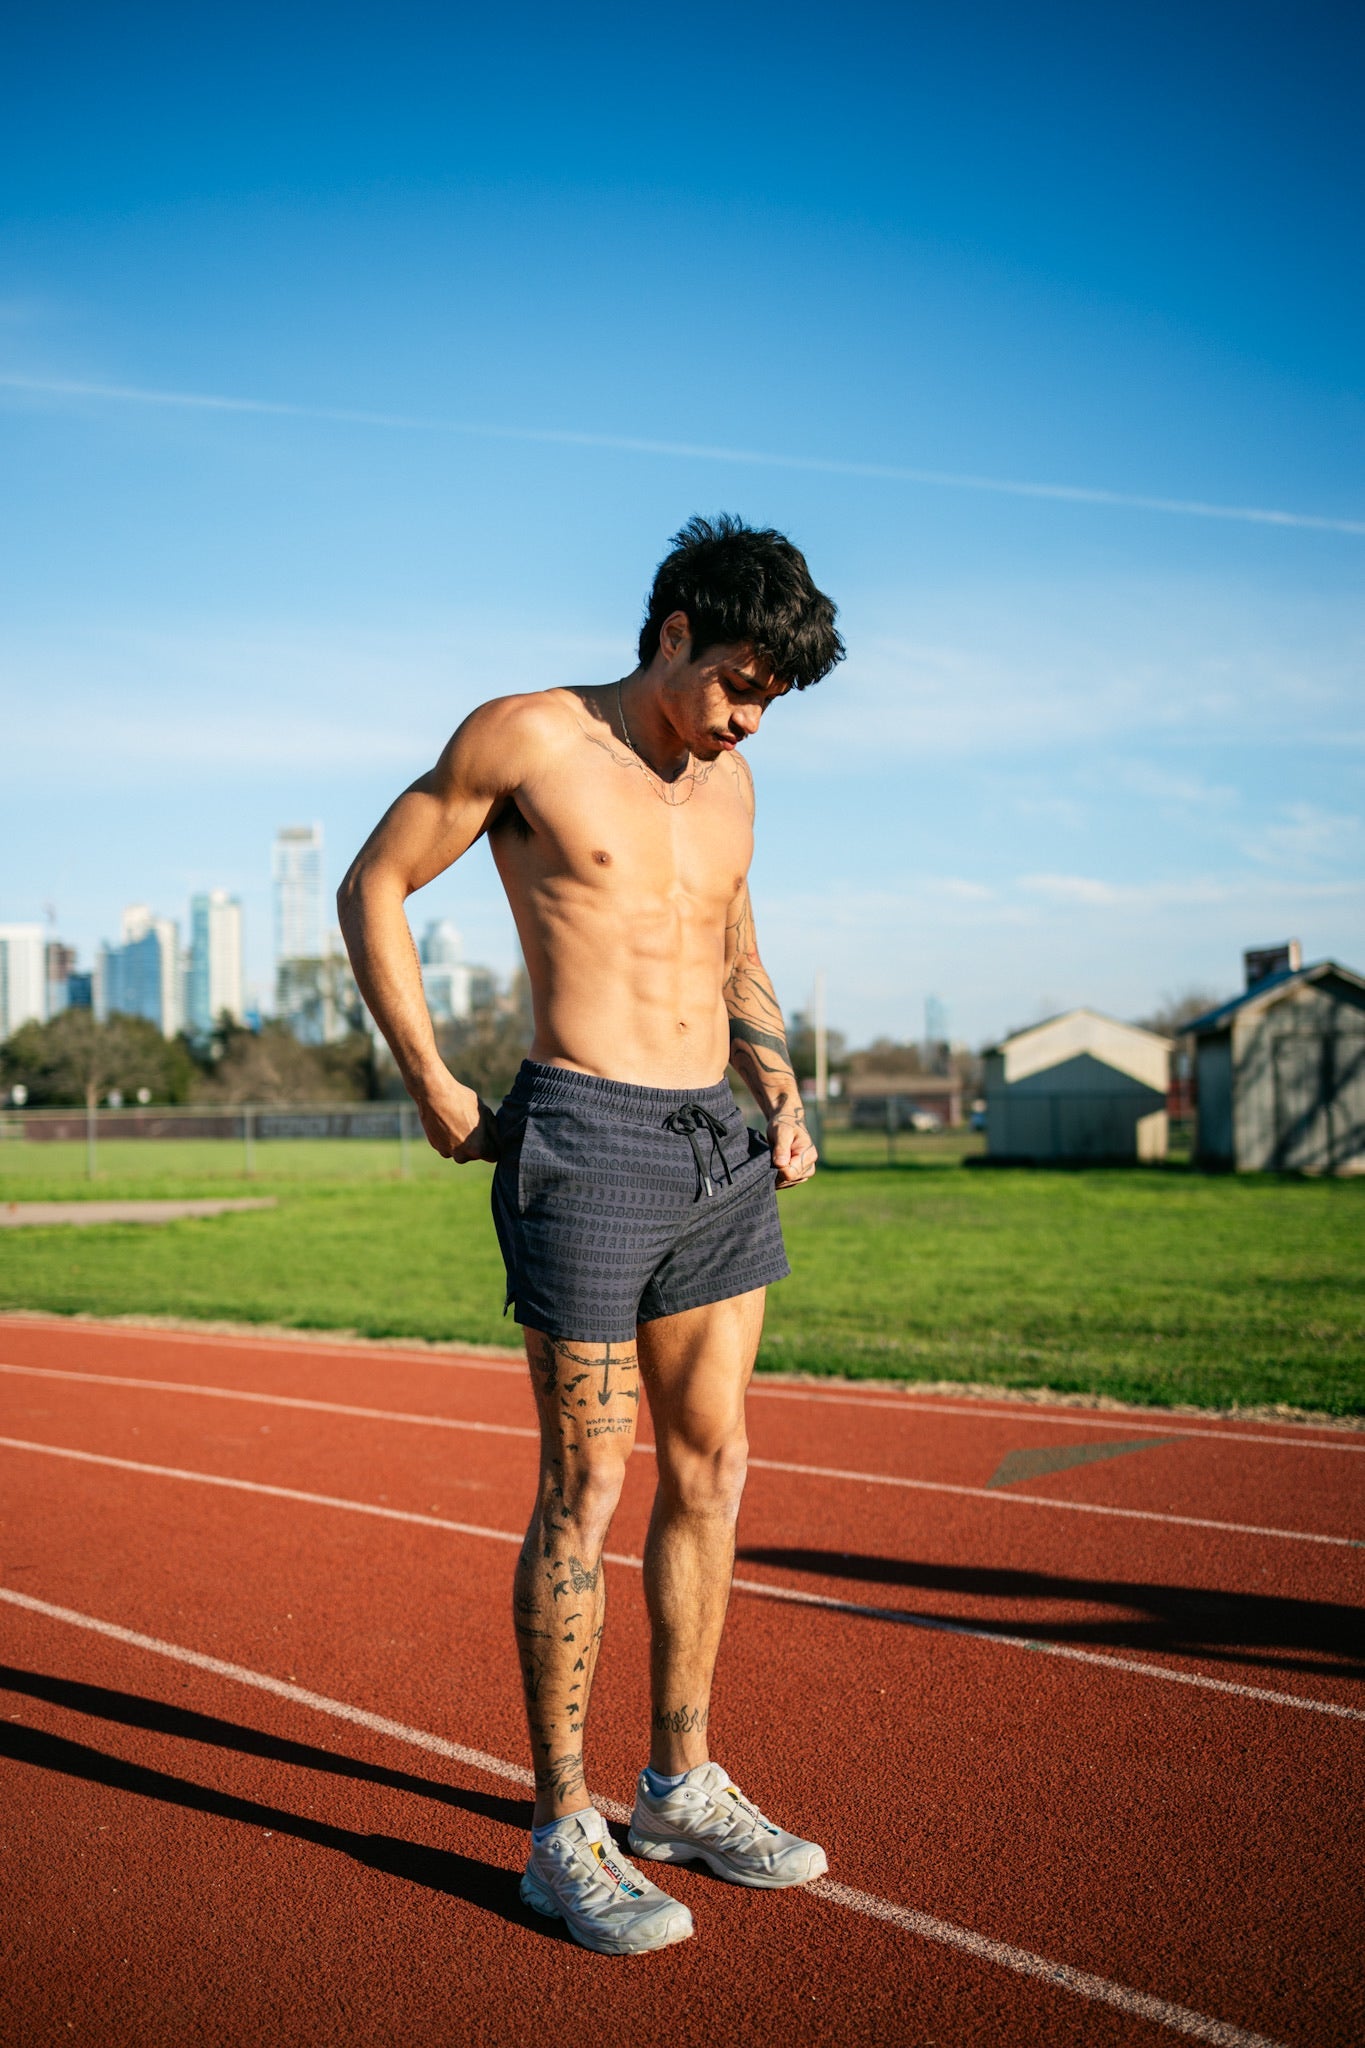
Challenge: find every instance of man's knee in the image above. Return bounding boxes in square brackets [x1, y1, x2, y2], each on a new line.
[540, 1442, 631, 1551]
[657, 1427, 749, 1520]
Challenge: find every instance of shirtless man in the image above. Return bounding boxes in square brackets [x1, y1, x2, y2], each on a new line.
[338, 514, 844, 1954]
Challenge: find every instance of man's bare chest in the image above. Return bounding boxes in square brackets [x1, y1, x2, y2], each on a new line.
[504, 749, 753, 907]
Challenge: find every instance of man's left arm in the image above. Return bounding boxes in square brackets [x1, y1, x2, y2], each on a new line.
[723, 881, 816, 1188]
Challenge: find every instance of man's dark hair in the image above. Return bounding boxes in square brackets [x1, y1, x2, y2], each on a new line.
[638, 513, 844, 689]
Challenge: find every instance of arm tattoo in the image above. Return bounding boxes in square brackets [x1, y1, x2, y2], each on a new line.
[723, 887, 805, 1121]
[728, 1017, 791, 1062]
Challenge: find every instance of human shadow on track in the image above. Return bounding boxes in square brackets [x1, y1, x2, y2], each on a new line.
[0, 1715, 582, 1941]
[0, 1663, 531, 1828]
[736, 1550, 1365, 1683]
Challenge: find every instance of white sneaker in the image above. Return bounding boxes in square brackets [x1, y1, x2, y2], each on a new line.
[628, 1762, 828, 1888]
[520, 1808, 694, 1955]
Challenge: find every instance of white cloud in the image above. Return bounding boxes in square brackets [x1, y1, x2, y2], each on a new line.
[6, 368, 1365, 534]
[1018, 873, 1235, 910]
[1239, 803, 1362, 872]
[752, 867, 1365, 1045]
[1117, 761, 1239, 809]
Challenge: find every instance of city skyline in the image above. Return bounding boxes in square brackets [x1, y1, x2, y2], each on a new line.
[2, 804, 1353, 1054]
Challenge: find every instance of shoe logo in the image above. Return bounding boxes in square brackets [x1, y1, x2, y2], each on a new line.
[591, 1840, 645, 1897]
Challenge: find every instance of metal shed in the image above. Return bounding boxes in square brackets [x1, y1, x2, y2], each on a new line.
[983, 1009, 1171, 1164]
[1188, 959, 1365, 1174]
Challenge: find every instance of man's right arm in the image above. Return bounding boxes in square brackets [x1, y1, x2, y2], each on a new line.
[336, 697, 535, 1163]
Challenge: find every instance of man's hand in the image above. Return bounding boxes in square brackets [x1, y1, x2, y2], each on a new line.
[769, 1113, 817, 1189]
[412, 1067, 500, 1164]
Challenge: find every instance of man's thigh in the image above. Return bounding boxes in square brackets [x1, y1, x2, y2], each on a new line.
[636, 1288, 765, 1448]
[522, 1328, 643, 1454]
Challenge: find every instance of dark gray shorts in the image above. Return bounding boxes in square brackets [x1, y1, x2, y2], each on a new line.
[490, 1061, 790, 1342]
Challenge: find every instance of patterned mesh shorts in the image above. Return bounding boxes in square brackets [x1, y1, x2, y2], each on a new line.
[490, 1060, 791, 1342]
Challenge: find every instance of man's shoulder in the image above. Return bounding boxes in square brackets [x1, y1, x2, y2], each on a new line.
[450, 687, 584, 772]
[463, 686, 583, 743]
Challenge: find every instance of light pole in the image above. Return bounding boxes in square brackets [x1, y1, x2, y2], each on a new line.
[813, 967, 828, 1151]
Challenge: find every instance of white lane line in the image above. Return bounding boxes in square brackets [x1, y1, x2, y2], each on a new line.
[0, 1585, 541, 1791]
[728, 1577, 1365, 1724]
[0, 1434, 527, 1547]
[0, 1586, 1289, 2048]
[3, 1315, 1357, 1449]
[0, 1316, 528, 1375]
[806, 1877, 1286, 2048]
[4, 1362, 1355, 1550]
[3, 1435, 1361, 1724]
[744, 1453, 1361, 1550]
[0, 1361, 539, 1444]
[746, 1385, 1365, 1454]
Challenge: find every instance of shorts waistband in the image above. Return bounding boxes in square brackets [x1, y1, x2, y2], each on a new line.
[508, 1060, 735, 1123]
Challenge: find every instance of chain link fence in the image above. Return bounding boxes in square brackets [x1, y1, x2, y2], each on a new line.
[0, 1101, 420, 1178]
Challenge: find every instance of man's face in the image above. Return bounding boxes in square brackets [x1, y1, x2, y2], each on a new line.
[657, 615, 791, 759]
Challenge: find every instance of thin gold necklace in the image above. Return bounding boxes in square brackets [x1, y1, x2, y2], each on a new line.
[615, 680, 702, 807]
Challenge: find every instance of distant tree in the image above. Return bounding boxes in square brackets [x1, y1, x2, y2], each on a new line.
[846, 1038, 927, 1079]
[194, 1020, 373, 1104]
[786, 1010, 849, 1083]
[0, 1009, 193, 1107]
[433, 1003, 533, 1107]
[948, 1042, 984, 1091]
[1138, 989, 1224, 1040]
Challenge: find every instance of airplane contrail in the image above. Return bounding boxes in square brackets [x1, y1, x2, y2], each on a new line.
[3, 369, 1362, 537]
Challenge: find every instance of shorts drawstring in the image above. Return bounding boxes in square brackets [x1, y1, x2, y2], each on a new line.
[662, 1103, 734, 1200]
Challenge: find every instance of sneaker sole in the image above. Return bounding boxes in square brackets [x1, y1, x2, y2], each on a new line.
[519, 1870, 694, 1955]
[627, 1830, 829, 1890]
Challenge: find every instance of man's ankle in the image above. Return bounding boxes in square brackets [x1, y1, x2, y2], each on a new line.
[643, 1760, 704, 1796]
[531, 1801, 593, 1841]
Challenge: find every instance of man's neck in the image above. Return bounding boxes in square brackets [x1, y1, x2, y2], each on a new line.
[616, 668, 691, 783]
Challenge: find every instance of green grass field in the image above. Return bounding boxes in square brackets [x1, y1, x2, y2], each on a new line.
[1, 1133, 1361, 1415]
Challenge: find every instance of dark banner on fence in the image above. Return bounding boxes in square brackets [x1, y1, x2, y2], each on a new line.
[254, 1110, 404, 1140]
[10, 1106, 406, 1143]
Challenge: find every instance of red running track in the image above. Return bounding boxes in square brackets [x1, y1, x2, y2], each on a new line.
[0, 1313, 1361, 2048]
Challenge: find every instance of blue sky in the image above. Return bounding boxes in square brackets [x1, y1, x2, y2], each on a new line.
[3, 1, 1361, 1045]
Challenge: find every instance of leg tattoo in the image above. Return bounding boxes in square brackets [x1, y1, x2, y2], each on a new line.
[514, 1333, 640, 1816]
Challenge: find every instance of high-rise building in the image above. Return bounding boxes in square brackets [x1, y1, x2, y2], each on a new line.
[188, 891, 244, 1035]
[419, 918, 473, 1023]
[45, 940, 77, 1018]
[276, 945, 365, 1046]
[96, 906, 182, 1036]
[273, 824, 325, 968]
[0, 925, 46, 1041]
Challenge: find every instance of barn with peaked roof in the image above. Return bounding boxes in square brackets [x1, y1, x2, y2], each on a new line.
[983, 1009, 1171, 1164]
[1187, 959, 1365, 1174]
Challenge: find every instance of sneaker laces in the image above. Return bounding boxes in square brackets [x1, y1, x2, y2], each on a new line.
[551, 1830, 647, 1903]
[682, 1779, 778, 1848]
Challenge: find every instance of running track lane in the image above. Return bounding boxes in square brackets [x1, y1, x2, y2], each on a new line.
[2, 1331, 1360, 1718]
[1, 1359, 1360, 1551]
[1, 1588, 1291, 2048]
[5, 1466, 1350, 2048]
[0, 1318, 1358, 2039]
